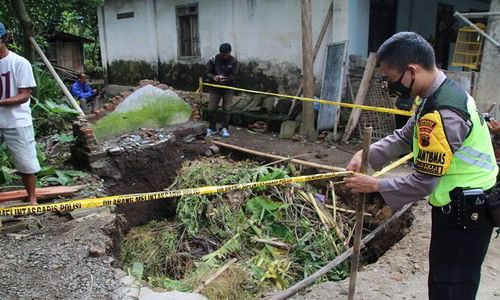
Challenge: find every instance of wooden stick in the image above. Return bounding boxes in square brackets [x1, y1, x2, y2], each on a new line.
[212, 141, 345, 172]
[29, 37, 85, 117]
[342, 53, 377, 143]
[193, 258, 237, 293]
[325, 205, 372, 217]
[486, 103, 496, 114]
[267, 203, 412, 300]
[251, 237, 292, 251]
[288, 1, 334, 116]
[347, 127, 372, 300]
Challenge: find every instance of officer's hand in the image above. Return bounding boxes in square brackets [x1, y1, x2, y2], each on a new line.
[487, 120, 500, 136]
[345, 173, 379, 193]
[346, 150, 363, 173]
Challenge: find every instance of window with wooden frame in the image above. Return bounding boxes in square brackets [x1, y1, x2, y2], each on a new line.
[177, 4, 200, 57]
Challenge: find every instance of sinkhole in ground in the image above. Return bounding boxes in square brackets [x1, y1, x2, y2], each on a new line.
[89, 134, 414, 299]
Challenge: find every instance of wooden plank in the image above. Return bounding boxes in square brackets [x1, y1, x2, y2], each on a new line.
[0, 185, 86, 203]
[288, 2, 333, 116]
[299, 0, 316, 139]
[342, 52, 377, 143]
[317, 41, 348, 133]
[212, 141, 345, 172]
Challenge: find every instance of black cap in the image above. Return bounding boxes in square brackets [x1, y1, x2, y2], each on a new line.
[219, 43, 232, 54]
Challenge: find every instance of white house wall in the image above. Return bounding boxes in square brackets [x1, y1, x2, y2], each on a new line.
[99, 0, 338, 91]
[102, 0, 158, 62]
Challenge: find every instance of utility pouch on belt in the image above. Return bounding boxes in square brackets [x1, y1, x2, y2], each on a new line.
[450, 188, 486, 229]
[486, 182, 500, 227]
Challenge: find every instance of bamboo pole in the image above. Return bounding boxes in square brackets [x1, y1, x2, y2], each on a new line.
[29, 37, 85, 117]
[212, 140, 345, 172]
[267, 203, 412, 300]
[347, 127, 372, 300]
[299, 0, 315, 140]
[289, 1, 333, 115]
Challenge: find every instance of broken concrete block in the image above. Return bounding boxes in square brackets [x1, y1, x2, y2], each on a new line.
[138, 288, 209, 300]
[69, 206, 111, 219]
[89, 245, 106, 257]
[279, 121, 298, 139]
[262, 97, 276, 112]
[209, 145, 220, 154]
[131, 262, 144, 280]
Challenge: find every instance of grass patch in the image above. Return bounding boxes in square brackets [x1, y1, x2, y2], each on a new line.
[91, 95, 191, 140]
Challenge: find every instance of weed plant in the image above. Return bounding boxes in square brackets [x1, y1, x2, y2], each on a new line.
[121, 158, 349, 299]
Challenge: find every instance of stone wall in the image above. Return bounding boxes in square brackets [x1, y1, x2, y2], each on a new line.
[108, 59, 302, 94]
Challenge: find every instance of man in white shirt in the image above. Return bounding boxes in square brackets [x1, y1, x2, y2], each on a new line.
[0, 22, 40, 205]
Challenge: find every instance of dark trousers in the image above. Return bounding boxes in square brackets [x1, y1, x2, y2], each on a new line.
[79, 95, 98, 112]
[208, 89, 233, 130]
[428, 205, 493, 300]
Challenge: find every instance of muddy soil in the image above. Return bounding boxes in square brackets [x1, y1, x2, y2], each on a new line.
[214, 126, 357, 169]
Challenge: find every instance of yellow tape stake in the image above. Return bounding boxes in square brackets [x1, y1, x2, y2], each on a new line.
[202, 82, 413, 117]
[0, 171, 353, 217]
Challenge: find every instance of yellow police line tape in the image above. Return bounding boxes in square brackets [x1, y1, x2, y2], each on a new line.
[0, 153, 414, 217]
[200, 82, 414, 117]
[0, 171, 352, 217]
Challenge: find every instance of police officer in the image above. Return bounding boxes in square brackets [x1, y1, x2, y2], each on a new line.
[345, 32, 497, 300]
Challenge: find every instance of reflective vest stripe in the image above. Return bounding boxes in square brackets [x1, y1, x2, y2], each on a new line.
[454, 152, 496, 171]
[457, 146, 493, 163]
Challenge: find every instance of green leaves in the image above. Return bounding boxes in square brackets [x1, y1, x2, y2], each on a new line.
[38, 169, 87, 186]
[0, 166, 21, 185]
[252, 166, 288, 182]
[246, 196, 287, 222]
[57, 133, 75, 143]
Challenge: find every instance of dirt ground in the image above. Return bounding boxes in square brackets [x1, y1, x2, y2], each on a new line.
[212, 125, 358, 169]
[293, 201, 500, 300]
[0, 211, 122, 300]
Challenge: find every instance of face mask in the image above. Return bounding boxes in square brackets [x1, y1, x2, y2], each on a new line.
[388, 66, 415, 99]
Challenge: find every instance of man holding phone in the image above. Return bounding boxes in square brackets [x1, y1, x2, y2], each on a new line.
[205, 43, 239, 138]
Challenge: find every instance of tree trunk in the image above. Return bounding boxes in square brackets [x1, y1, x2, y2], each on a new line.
[299, 0, 317, 141]
[10, 0, 34, 62]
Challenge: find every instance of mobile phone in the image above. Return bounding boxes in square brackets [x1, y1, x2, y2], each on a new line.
[483, 113, 494, 122]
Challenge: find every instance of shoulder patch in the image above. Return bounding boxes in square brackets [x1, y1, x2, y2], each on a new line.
[414, 111, 453, 176]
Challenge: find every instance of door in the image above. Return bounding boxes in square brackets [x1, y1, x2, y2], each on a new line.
[368, 0, 398, 54]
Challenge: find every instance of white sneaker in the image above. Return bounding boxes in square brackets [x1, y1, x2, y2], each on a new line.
[221, 128, 230, 138]
[206, 128, 218, 137]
